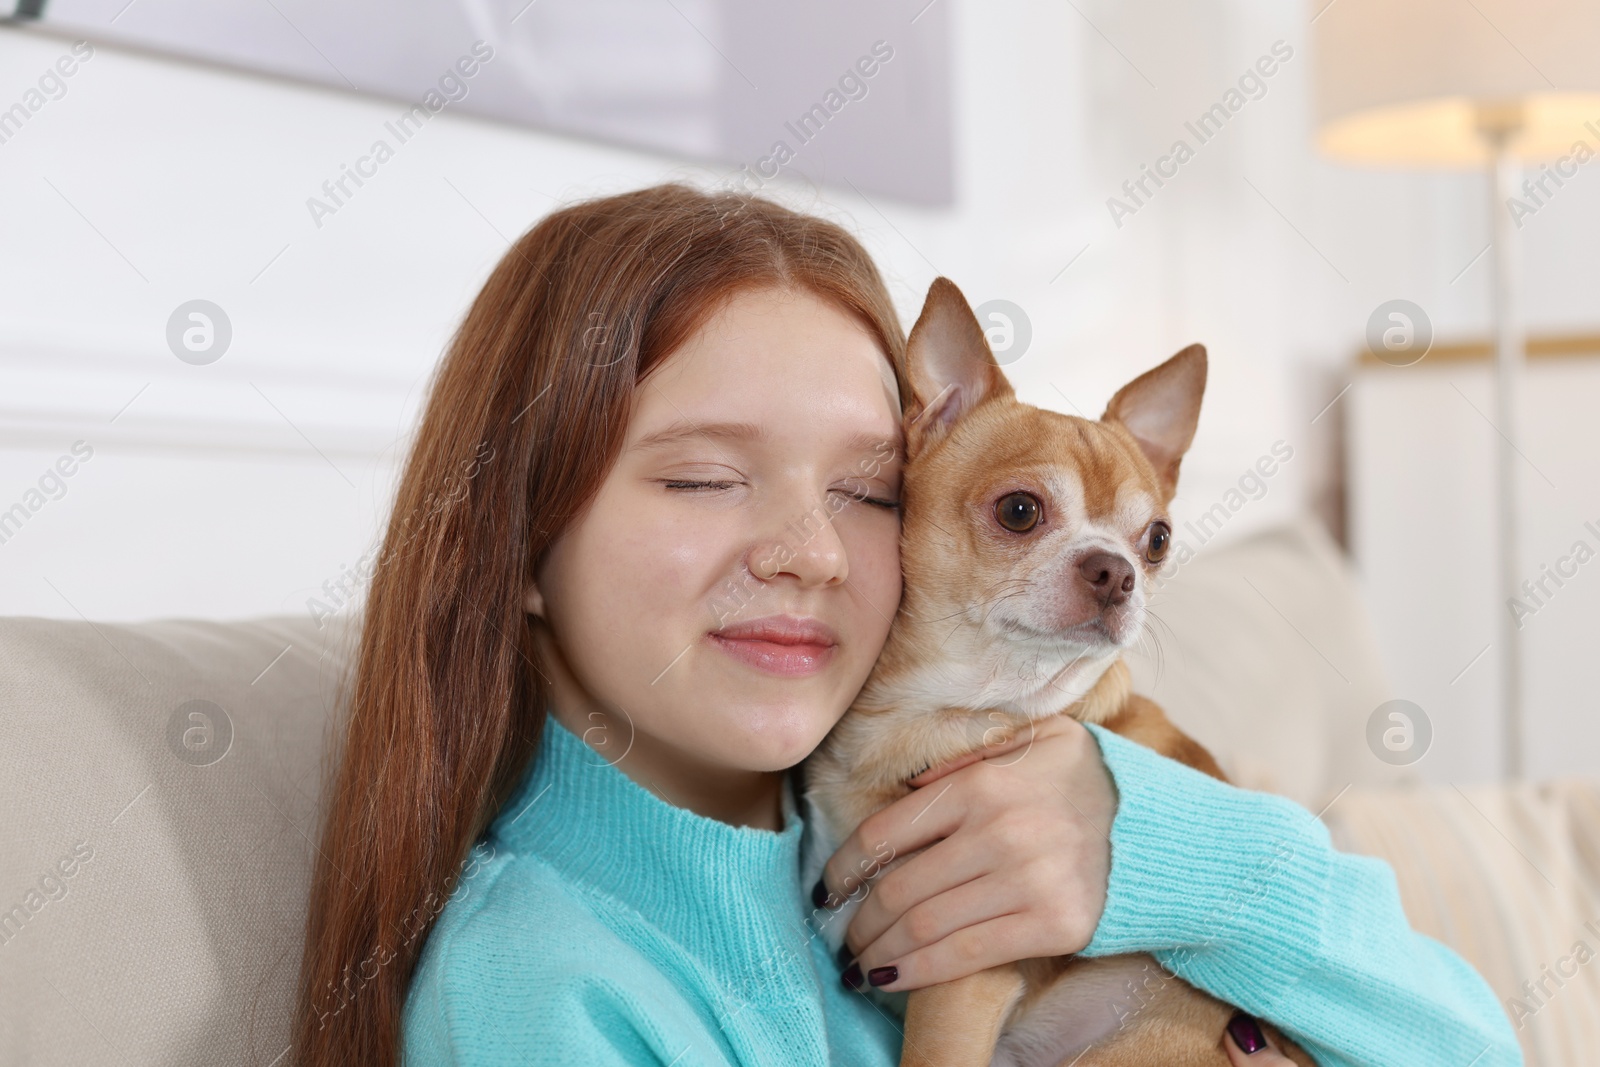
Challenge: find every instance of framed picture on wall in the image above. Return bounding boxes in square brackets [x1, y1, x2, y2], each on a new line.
[5, 0, 954, 204]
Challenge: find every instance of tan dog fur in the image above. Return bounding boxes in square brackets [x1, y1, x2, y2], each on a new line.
[804, 279, 1315, 1067]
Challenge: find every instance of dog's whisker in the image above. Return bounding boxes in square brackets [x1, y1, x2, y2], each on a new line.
[924, 586, 1026, 622]
[979, 588, 1030, 628]
[1139, 609, 1178, 688]
[924, 579, 1034, 627]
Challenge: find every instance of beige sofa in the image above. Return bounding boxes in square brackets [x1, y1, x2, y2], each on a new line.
[1, 515, 1594, 1065]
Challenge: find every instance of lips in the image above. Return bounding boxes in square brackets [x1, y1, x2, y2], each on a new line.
[709, 614, 839, 677]
[715, 615, 838, 645]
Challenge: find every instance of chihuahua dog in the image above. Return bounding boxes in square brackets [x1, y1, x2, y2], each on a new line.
[801, 278, 1314, 1066]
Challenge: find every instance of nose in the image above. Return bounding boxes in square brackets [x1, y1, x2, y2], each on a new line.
[1078, 551, 1135, 608]
[747, 500, 849, 588]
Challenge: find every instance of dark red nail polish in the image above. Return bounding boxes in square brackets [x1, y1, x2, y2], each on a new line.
[835, 943, 853, 969]
[1227, 1012, 1267, 1054]
[867, 965, 898, 988]
[811, 878, 834, 909]
[841, 962, 863, 989]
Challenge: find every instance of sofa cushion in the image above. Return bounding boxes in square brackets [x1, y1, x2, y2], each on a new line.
[0, 613, 355, 1067]
[1122, 513, 1414, 811]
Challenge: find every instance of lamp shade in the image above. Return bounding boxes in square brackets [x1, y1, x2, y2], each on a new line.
[1314, 0, 1600, 166]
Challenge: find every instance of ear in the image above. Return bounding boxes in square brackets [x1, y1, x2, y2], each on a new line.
[523, 582, 546, 618]
[904, 277, 1014, 455]
[1101, 343, 1207, 499]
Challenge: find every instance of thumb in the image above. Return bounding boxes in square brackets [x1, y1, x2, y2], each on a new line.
[1224, 1012, 1297, 1065]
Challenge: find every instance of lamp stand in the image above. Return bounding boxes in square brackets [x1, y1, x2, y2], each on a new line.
[1483, 117, 1524, 781]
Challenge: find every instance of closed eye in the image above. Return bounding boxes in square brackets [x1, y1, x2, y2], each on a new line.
[663, 480, 897, 509]
[662, 480, 740, 493]
[835, 488, 899, 510]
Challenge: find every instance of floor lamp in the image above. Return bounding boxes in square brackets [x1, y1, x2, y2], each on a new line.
[1313, 0, 1600, 780]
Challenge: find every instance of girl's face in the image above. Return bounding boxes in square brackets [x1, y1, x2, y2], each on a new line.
[527, 286, 904, 792]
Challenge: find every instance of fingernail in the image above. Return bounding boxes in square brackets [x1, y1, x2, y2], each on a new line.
[841, 962, 863, 990]
[1227, 1012, 1267, 1054]
[835, 943, 853, 969]
[811, 878, 834, 909]
[867, 965, 898, 988]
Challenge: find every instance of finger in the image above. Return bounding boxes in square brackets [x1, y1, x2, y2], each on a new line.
[852, 909, 1044, 992]
[820, 715, 1094, 905]
[848, 867, 1017, 969]
[817, 776, 968, 909]
[841, 828, 997, 953]
[1224, 1013, 1294, 1064]
[905, 720, 1039, 787]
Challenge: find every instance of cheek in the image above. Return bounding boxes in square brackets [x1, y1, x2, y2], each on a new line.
[649, 514, 733, 590]
[619, 504, 749, 618]
[549, 490, 745, 647]
[840, 514, 902, 642]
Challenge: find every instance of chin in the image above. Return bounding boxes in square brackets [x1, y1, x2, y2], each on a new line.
[723, 700, 838, 771]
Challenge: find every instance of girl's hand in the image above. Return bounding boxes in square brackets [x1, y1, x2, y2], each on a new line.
[817, 712, 1117, 992]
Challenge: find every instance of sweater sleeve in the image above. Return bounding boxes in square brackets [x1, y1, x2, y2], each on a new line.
[1077, 722, 1523, 1067]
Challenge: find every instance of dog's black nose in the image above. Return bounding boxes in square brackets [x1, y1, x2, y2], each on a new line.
[1078, 551, 1135, 608]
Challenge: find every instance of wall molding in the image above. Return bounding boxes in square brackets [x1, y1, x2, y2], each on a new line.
[0, 335, 423, 461]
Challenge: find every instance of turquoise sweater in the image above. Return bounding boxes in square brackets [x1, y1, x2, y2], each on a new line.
[400, 712, 1521, 1066]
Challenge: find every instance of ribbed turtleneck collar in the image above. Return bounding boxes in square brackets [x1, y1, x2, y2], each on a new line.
[489, 711, 815, 1003]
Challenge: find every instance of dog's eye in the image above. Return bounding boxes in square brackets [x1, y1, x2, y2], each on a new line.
[995, 492, 1041, 533]
[1145, 521, 1172, 562]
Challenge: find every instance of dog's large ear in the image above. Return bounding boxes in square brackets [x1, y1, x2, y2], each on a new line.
[904, 277, 1014, 456]
[1101, 343, 1207, 499]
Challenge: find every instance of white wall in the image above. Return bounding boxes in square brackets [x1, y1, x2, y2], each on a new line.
[2, 1, 1596, 781]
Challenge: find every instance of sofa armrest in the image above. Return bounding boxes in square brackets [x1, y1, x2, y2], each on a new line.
[1322, 778, 1600, 1067]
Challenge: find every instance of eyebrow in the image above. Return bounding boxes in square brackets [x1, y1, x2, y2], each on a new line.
[631, 419, 901, 457]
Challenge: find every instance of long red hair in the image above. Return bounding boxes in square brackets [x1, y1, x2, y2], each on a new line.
[292, 183, 910, 1064]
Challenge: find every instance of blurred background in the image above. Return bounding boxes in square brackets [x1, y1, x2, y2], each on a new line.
[2, 0, 1597, 789]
